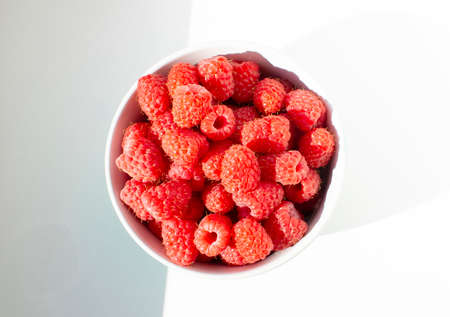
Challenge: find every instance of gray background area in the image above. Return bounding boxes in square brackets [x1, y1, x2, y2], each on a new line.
[0, 1, 191, 316]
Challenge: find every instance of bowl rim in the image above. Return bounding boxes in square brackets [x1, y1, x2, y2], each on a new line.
[104, 41, 345, 279]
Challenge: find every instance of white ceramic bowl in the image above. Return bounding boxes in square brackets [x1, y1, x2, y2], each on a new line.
[105, 43, 345, 278]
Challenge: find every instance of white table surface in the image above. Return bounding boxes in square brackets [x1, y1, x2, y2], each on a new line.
[164, 1, 450, 316]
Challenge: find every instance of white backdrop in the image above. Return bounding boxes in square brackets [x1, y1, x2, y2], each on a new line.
[164, 1, 450, 316]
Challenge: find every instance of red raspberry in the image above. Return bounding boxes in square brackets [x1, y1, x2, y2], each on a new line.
[284, 169, 321, 203]
[202, 183, 234, 214]
[253, 78, 286, 115]
[241, 115, 290, 153]
[167, 162, 205, 191]
[151, 111, 179, 140]
[298, 128, 335, 168]
[195, 132, 210, 159]
[232, 181, 284, 220]
[194, 214, 232, 257]
[168, 162, 194, 181]
[120, 179, 152, 221]
[231, 61, 260, 103]
[236, 206, 251, 220]
[162, 218, 198, 266]
[263, 201, 308, 250]
[161, 129, 207, 166]
[258, 151, 309, 185]
[231, 106, 258, 142]
[172, 84, 212, 128]
[180, 195, 204, 221]
[166, 63, 199, 97]
[200, 140, 233, 181]
[221, 145, 260, 194]
[147, 219, 162, 240]
[191, 164, 205, 192]
[137, 74, 170, 120]
[317, 109, 327, 127]
[198, 56, 234, 102]
[232, 217, 273, 264]
[116, 137, 168, 183]
[220, 241, 248, 266]
[279, 113, 300, 150]
[141, 180, 192, 221]
[121, 122, 157, 151]
[200, 105, 236, 141]
[285, 89, 327, 132]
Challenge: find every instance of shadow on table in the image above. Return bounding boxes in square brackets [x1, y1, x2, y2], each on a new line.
[0, 0, 194, 316]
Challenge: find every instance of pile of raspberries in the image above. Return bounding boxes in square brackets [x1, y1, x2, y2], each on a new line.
[116, 55, 335, 266]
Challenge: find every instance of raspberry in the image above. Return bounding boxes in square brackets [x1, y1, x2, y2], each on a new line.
[167, 63, 199, 97]
[137, 74, 170, 120]
[232, 181, 284, 220]
[202, 183, 234, 214]
[258, 151, 309, 185]
[284, 169, 321, 203]
[172, 84, 212, 128]
[298, 128, 335, 168]
[167, 162, 204, 191]
[151, 111, 179, 140]
[220, 241, 247, 266]
[253, 78, 286, 115]
[191, 164, 205, 192]
[231, 61, 260, 103]
[120, 179, 152, 221]
[236, 206, 251, 220]
[168, 162, 194, 181]
[141, 180, 192, 221]
[180, 195, 204, 221]
[121, 122, 157, 151]
[221, 145, 260, 194]
[198, 56, 234, 102]
[280, 113, 300, 150]
[116, 137, 168, 182]
[241, 115, 290, 153]
[147, 219, 162, 240]
[200, 105, 236, 141]
[231, 106, 258, 142]
[200, 140, 233, 181]
[317, 109, 327, 127]
[195, 132, 210, 158]
[285, 89, 327, 132]
[194, 214, 232, 257]
[161, 129, 207, 166]
[162, 218, 198, 266]
[263, 201, 308, 250]
[232, 217, 273, 264]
